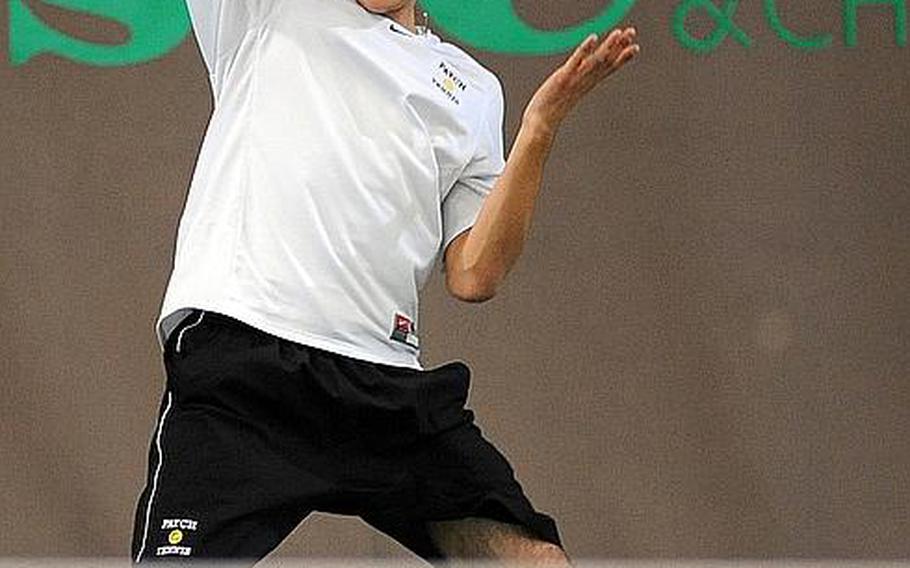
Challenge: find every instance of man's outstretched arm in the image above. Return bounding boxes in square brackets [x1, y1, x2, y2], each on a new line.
[445, 27, 640, 302]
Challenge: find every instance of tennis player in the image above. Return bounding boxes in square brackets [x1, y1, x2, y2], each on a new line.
[131, 0, 639, 564]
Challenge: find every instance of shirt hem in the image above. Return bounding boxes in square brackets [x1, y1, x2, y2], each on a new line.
[156, 300, 424, 371]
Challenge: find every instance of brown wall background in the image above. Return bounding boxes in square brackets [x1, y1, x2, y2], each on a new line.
[1, 0, 908, 560]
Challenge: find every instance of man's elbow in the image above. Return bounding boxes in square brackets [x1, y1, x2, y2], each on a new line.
[446, 269, 499, 303]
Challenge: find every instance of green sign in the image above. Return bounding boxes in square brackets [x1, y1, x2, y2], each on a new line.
[419, 0, 636, 54]
[9, 0, 189, 66]
[6, 0, 908, 67]
[674, 0, 906, 52]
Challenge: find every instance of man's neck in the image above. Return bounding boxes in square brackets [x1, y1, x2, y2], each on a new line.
[386, 5, 417, 33]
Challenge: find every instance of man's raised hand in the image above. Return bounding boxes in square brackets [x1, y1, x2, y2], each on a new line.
[523, 27, 640, 135]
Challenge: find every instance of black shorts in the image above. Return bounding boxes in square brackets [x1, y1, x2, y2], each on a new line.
[131, 308, 562, 564]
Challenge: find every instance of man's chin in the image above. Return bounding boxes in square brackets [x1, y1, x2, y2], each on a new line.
[355, 0, 406, 14]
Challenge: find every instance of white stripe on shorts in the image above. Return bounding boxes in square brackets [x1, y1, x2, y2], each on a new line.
[135, 390, 174, 563]
[175, 310, 206, 354]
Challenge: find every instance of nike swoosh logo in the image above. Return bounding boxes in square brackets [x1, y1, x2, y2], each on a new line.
[389, 23, 411, 36]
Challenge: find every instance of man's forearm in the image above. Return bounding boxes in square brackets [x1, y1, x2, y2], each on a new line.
[449, 117, 558, 297]
[446, 26, 639, 301]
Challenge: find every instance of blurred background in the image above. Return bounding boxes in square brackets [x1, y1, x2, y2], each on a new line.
[1, 0, 908, 561]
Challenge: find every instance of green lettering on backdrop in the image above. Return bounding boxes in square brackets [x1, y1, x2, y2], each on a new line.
[764, 0, 833, 50]
[9, 0, 189, 66]
[419, 0, 636, 54]
[672, 0, 753, 53]
[6, 0, 908, 66]
[843, 0, 907, 46]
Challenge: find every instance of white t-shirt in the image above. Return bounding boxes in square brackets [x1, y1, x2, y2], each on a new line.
[156, 0, 506, 369]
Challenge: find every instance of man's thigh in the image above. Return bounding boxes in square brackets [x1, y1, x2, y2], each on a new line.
[427, 516, 571, 565]
[361, 513, 571, 566]
[359, 416, 568, 564]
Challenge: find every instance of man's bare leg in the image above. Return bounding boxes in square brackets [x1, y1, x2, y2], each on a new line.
[427, 517, 572, 567]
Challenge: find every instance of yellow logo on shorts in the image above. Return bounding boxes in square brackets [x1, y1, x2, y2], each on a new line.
[168, 529, 184, 545]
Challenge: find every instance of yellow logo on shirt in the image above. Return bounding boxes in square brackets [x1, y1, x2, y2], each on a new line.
[433, 61, 467, 105]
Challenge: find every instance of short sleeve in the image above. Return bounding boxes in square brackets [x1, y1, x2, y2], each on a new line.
[186, 0, 259, 100]
[440, 79, 506, 267]
[186, 0, 222, 77]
